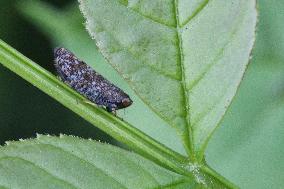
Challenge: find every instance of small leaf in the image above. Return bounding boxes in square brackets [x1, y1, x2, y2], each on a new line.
[79, 0, 257, 159]
[0, 135, 196, 189]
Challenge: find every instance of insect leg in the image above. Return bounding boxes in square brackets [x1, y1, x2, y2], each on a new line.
[106, 104, 117, 115]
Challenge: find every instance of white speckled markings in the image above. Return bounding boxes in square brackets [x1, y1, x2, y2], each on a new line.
[54, 47, 133, 113]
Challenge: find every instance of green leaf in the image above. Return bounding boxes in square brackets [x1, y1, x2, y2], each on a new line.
[79, 0, 257, 159]
[0, 135, 194, 189]
[0, 135, 237, 188]
[0, 39, 187, 174]
[18, 1, 187, 156]
[0, 40, 237, 188]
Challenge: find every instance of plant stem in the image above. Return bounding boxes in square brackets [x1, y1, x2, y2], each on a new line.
[0, 39, 237, 188]
[201, 164, 239, 189]
[0, 39, 187, 172]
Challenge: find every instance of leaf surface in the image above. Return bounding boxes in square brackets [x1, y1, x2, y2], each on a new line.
[79, 0, 257, 158]
[0, 135, 198, 189]
[18, 1, 187, 155]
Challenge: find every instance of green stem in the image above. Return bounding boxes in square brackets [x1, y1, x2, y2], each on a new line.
[0, 39, 237, 188]
[0, 39, 187, 173]
[201, 164, 239, 189]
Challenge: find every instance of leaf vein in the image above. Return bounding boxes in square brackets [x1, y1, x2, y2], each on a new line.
[192, 91, 227, 129]
[95, 29, 181, 81]
[187, 5, 247, 91]
[0, 156, 78, 189]
[150, 179, 189, 189]
[191, 2, 252, 125]
[180, 0, 209, 27]
[117, 1, 176, 29]
[44, 142, 162, 187]
[122, 156, 160, 185]
[187, 47, 225, 91]
[37, 143, 129, 189]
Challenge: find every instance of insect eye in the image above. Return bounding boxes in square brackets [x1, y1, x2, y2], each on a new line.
[121, 98, 132, 107]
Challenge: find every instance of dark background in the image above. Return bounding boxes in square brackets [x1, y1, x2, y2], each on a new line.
[0, 0, 112, 144]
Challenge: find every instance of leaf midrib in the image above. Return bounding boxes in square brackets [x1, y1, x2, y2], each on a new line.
[114, 0, 207, 159]
[174, 0, 193, 160]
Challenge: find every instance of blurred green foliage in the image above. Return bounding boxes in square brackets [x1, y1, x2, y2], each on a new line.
[0, 0, 112, 145]
[0, 0, 283, 188]
[206, 0, 284, 188]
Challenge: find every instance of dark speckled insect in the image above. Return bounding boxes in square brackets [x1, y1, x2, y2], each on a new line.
[54, 47, 133, 113]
